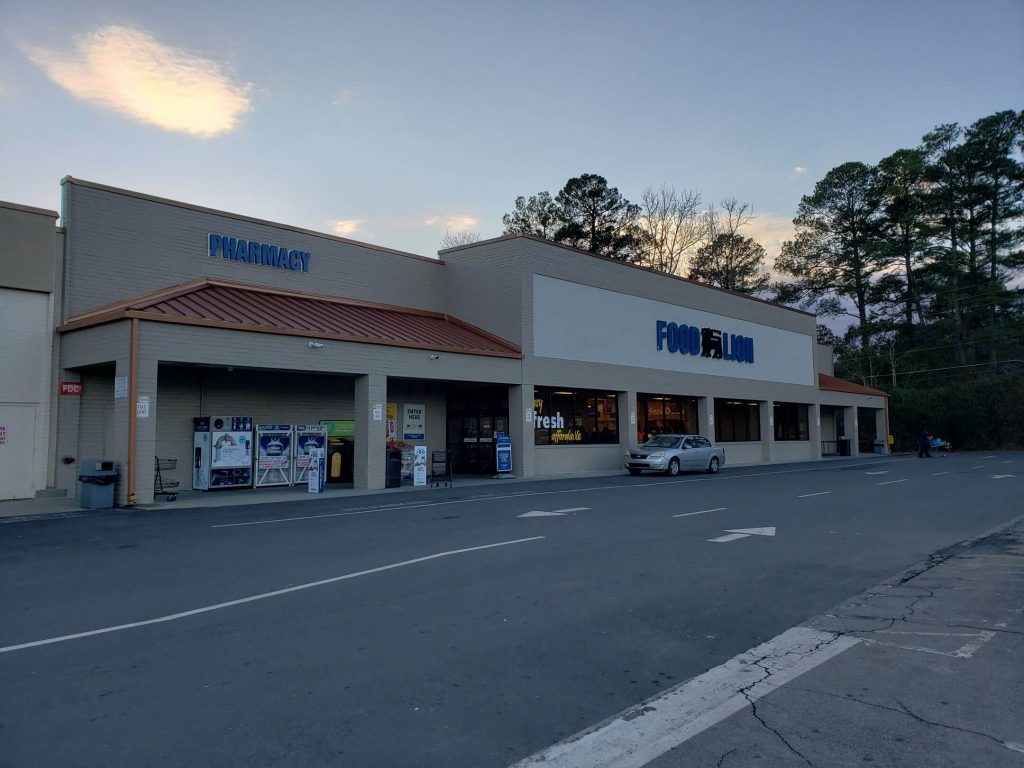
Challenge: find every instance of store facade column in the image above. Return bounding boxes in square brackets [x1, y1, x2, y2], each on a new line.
[131, 344, 159, 505]
[355, 373, 387, 490]
[54, 369, 82, 494]
[875, 409, 888, 454]
[508, 383, 534, 478]
[111, 355, 132, 505]
[618, 389, 637, 452]
[760, 400, 774, 463]
[842, 406, 859, 457]
[697, 397, 712, 440]
[809, 403, 822, 460]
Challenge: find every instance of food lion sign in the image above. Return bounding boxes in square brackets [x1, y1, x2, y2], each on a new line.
[655, 320, 754, 365]
[531, 275, 815, 387]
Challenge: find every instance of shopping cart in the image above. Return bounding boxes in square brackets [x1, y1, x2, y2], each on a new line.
[154, 456, 179, 501]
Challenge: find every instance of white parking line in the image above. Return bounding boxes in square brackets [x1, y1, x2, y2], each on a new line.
[931, 472, 948, 476]
[971, 466, 984, 469]
[797, 491, 831, 498]
[877, 479, 908, 486]
[0, 536, 545, 654]
[509, 626, 859, 768]
[982, 456, 997, 459]
[552, 507, 590, 514]
[673, 507, 727, 518]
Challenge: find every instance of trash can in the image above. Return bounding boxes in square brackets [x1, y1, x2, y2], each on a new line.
[837, 438, 851, 457]
[385, 448, 402, 488]
[78, 459, 119, 509]
[873, 439, 886, 455]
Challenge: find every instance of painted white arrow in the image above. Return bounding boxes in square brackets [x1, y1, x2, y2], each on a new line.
[708, 527, 775, 543]
[990, 475, 1016, 480]
[518, 507, 589, 518]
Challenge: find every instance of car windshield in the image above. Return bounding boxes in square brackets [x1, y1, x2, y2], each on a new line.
[643, 436, 681, 448]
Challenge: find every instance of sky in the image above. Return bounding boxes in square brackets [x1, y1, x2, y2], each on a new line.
[1, 0, 1022, 260]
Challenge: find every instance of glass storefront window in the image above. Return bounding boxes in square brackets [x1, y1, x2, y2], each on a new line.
[714, 399, 761, 442]
[637, 394, 698, 442]
[534, 387, 618, 445]
[773, 402, 809, 441]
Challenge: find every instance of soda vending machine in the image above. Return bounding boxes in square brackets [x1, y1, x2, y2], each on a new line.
[255, 424, 293, 487]
[192, 416, 254, 490]
[293, 424, 327, 486]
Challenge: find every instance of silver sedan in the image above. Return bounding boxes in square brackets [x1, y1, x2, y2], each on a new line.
[623, 434, 725, 476]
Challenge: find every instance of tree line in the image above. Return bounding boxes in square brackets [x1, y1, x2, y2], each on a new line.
[778, 110, 1024, 449]
[443, 174, 772, 294]
[444, 108, 1023, 448]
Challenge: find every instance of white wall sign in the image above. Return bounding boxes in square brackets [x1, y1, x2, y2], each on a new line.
[136, 396, 150, 418]
[115, 376, 129, 399]
[532, 275, 815, 386]
[525, 407, 533, 423]
[403, 404, 425, 440]
[372, 403, 383, 421]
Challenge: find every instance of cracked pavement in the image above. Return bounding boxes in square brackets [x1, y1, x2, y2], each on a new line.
[647, 519, 1024, 767]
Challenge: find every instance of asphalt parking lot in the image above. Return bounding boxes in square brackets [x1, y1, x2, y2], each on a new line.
[1, 453, 1021, 767]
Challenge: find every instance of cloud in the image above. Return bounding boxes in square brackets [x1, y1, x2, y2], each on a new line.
[793, 166, 808, 175]
[332, 87, 356, 105]
[28, 25, 251, 137]
[329, 218, 364, 236]
[423, 214, 478, 232]
[744, 213, 795, 268]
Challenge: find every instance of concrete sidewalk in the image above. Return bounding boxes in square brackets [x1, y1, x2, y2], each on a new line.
[646, 517, 1024, 767]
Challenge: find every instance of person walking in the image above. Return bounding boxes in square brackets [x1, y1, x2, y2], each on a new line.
[918, 427, 933, 458]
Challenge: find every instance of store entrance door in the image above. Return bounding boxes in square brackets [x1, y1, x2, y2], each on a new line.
[446, 385, 509, 475]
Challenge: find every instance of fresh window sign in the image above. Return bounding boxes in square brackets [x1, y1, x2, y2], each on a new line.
[533, 388, 618, 445]
[208, 234, 311, 272]
[655, 320, 754, 364]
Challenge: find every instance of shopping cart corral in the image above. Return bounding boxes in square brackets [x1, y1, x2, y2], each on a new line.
[154, 457, 179, 501]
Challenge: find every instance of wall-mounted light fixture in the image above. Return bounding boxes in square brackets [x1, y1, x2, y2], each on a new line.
[429, 354, 439, 360]
[308, 341, 324, 349]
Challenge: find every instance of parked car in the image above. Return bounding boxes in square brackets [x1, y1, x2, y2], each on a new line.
[624, 434, 725, 476]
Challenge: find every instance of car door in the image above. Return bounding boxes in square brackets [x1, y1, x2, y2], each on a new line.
[680, 436, 699, 469]
[694, 436, 713, 468]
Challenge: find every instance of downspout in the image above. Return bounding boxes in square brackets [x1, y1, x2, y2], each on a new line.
[127, 318, 139, 505]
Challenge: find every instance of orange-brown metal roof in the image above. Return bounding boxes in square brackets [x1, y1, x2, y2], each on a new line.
[818, 373, 887, 397]
[59, 279, 522, 359]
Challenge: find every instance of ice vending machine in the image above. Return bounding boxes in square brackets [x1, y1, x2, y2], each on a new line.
[192, 416, 254, 490]
[293, 425, 327, 486]
[255, 424, 292, 487]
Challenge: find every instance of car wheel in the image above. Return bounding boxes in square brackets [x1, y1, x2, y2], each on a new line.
[707, 456, 720, 474]
[667, 458, 680, 477]
[628, 468, 642, 476]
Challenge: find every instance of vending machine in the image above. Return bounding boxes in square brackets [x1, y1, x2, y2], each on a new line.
[255, 424, 293, 487]
[293, 424, 327, 486]
[192, 416, 254, 490]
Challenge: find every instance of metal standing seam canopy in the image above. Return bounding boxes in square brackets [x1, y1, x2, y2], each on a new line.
[58, 279, 523, 359]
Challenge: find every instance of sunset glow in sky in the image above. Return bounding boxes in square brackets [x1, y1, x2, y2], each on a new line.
[2, 0, 1021, 257]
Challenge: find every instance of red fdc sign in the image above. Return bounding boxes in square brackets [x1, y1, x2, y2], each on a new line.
[60, 382, 83, 396]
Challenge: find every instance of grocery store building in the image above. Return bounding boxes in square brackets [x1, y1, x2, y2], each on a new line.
[0, 179, 888, 504]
